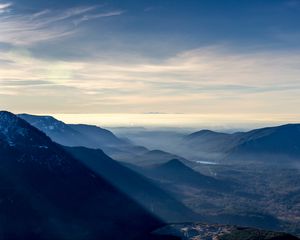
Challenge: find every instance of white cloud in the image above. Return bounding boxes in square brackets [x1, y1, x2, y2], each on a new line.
[73, 10, 124, 25]
[0, 4, 124, 45]
[0, 2, 11, 14]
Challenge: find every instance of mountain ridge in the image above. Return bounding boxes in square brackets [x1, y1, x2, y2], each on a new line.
[19, 113, 190, 166]
[182, 123, 300, 164]
[0, 111, 164, 239]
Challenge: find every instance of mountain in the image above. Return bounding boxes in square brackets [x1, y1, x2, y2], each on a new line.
[182, 124, 300, 164]
[19, 114, 188, 166]
[185, 130, 236, 152]
[69, 124, 124, 146]
[2, 111, 299, 239]
[18, 114, 123, 149]
[178, 130, 240, 162]
[227, 124, 300, 163]
[137, 159, 229, 189]
[64, 147, 198, 222]
[0, 111, 164, 239]
[132, 150, 190, 166]
[18, 113, 149, 160]
[67, 123, 150, 159]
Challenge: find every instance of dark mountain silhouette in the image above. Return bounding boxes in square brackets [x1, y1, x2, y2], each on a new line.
[227, 124, 300, 163]
[126, 159, 231, 191]
[0, 111, 164, 240]
[65, 147, 199, 222]
[133, 150, 190, 166]
[183, 124, 300, 164]
[185, 130, 237, 152]
[1, 111, 299, 239]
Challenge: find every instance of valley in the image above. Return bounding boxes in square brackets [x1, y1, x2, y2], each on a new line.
[2, 1, 300, 238]
[18, 112, 300, 238]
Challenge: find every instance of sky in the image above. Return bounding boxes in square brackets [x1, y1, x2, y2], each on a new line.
[1, 0, 300, 126]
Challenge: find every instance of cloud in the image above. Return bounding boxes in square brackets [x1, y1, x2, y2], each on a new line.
[73, 10, 124, 25]
[0, 4, 124, 45]
[1, 45, 300, 116]
[0, 2, 12, 13]
[1, 79, 52, 86]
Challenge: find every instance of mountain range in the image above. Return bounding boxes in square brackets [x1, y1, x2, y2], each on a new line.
[0, 111, 168, 239]
[180, 124, 300, 164]
[1, 111, 299, 239]
[19, 114, 187, 166]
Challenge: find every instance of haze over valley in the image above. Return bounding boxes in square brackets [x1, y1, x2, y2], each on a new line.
[14, 112, 300, 238]
[1, 0, 300, 239]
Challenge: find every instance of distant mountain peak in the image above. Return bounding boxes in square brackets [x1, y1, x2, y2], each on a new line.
[148, 149, 168, 155]
[18, 113, 72, 133]
[19, 113, 126, 149]
[18, 113, 60, 125]
[0, 110, 15, 117]
[0, 112, 164, 239]
[156, 159, 194, 173]
[147, 157, 226, 190]
[19, 113, 55, 120]
[0, 111, 75, 171]
[184, 123, 300, 164]
[188, 129, 227, 138]
[0, 111, 30, 146]
[0, 112, 48, 143]
[162, 159, 186, 168]
[0, 110, 21, 126]
[194, 129, 215, 134]
[70, 123, 104, 130]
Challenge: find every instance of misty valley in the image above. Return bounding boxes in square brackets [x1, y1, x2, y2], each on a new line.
[2, 0, 300, 239]
[0, 111, 299, 239]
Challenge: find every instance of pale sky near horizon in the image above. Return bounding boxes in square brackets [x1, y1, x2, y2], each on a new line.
[50, 113, 300, 130]
[1, 0, 300, 126]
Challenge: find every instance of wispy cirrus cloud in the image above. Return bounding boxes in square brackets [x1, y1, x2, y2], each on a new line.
[73, 10, 124, 25]
[0, 3, 124, 45]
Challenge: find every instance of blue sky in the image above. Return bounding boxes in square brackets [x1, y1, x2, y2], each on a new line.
[5, 0, 300, 57]
[1, 0, 300, 124]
